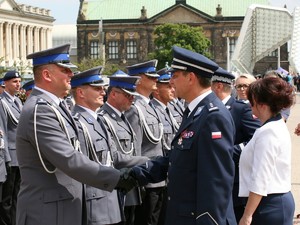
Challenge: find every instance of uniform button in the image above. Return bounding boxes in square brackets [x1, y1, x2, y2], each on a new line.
[191, 212, 194, 216]
[169, 162, 171, 166]
[171, 146, 174, 149]
[168, 196, 171, 200]
[93, 193, 96, 197]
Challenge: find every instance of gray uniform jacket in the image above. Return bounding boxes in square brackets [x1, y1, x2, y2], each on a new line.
[150, 98, 177, 155]
[72, 104, 121, 225]
[0, 119, 7, 185]
[0, 92, 23, 166]
[167, 98, 184, 127]
[99, 103, 148, 205]
[16, 89, 120, 225]
[125, 95, 165, 188]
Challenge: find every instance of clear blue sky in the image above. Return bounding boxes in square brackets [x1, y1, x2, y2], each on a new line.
[16, 0, 297, 25]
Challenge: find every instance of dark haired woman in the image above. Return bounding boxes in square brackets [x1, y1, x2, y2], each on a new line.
[238, 77, 295, 225]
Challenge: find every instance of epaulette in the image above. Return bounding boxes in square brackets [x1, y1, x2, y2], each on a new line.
[73, 112, 81, 121]
[208, 102, 219, 112]
[236, 99, 249, 104]
[36, 98, 48, 105]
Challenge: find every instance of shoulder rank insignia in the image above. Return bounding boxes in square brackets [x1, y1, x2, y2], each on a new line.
[208, 102, 219, 112]
[73, 112, 81, 120]
[36, 98, 48, 105]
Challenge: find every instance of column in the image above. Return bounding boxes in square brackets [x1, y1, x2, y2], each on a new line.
[5, 22, 12, 64]
[13, 23, 20, 59]
[0, 22, 4, 58]
[33, 27, 40, 52]
[27, 26, 33, 55]
[20, 24, 26, 60]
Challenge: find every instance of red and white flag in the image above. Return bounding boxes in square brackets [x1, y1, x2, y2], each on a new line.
[212, 131, 222, 139]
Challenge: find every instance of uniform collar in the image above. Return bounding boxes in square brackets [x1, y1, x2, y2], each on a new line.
[34, 86, 60, 106]
[188, 90, 212, 113]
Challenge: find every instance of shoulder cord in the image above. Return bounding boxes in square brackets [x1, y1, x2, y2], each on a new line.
[34, 104, 81, 174]
[78, 119, 113, 167]
[102, 115, 134, 155]
[168, 110, 180, 131]
[0, 99, 19, 126]
[134, 104, 163, 144]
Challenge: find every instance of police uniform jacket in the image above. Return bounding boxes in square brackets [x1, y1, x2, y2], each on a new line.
[72, 104, 123, 225]
[163, 92, 236, 225]
[0, 92, 23, 166]
[150, 98, 177, 154]
[125, 95, 165, 188]
[0, 123, 7, 185]
[99, 103, 149, 206]
[16, 88, 120, 225]
[225, 97, 261, 206]
[167, 99, 184, 126]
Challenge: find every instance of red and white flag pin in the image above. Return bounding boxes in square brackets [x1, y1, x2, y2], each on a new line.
[212, 131, 222, 139]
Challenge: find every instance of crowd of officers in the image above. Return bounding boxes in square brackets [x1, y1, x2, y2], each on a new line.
[0, 43, 295, 225]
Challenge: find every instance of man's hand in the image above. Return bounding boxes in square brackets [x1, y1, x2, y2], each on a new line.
[115, 168, 138, 193]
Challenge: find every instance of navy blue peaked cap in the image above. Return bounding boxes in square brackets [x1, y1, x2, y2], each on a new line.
[157, 67, 172, 83]
[0, 78, 4, 87]
[126, 60, 159, 77]
[171, 46, 219, 78]
[212, 67, 235, 84]
[27, 44, 77, 69]
[3, 70, 21, 81]
[108, 70, 140, 96]
[22, 80, 35, 91]
[71, 66, 106, 88]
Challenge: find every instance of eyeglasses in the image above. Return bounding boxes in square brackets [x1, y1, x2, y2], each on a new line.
[235, 84, 250, 90]
[114, 90, 133, 99]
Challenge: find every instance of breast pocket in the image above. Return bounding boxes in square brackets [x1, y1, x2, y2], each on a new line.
[94, 137, 109, 163]
[116, 129, 131, 150]
[145, 115, 159, 136]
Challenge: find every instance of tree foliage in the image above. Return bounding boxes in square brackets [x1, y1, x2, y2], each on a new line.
[75, 57, 124, 75]
[148, 23, 212, 69]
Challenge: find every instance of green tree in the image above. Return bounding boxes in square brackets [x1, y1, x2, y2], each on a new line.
[75, 57, 124, 75]
[149, 23, 212, 69]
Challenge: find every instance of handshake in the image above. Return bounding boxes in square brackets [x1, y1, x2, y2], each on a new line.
[115, 168, 139, 193]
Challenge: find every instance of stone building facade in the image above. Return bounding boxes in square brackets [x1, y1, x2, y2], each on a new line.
[0, 0, 54, 73]
[77, 0, 289, 75]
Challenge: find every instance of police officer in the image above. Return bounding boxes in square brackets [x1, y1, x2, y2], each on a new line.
[71, 67, 148, 225]
[99, 70, 146, 225]
[0, 70, 22, 225]
[130, 46, 237, 225]
[150, 68, 179, 225]
[15, 44, 137, 225]
[0, 78, 5, 94]
[21, 79, 35, 99]
[150, 68, 178, 157]
[211, 67, 261, 223]
[125, 60, 165, 225]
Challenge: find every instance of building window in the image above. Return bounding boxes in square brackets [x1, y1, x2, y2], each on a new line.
[126, 40, 137, 59]
[108, 41, 119, 59]
[229, 38, 237, 60]
[90, 41, 99, 59]
[268, 49, 278, 57]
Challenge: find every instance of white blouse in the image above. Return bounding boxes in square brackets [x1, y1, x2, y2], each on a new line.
[239, 118, 291, 197]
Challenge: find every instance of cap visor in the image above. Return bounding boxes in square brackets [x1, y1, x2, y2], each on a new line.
[122, 88, 139, 96]
[57, 62, 78, 69]
[89, 81, 108, 87]
[145, 73, 160, 78]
